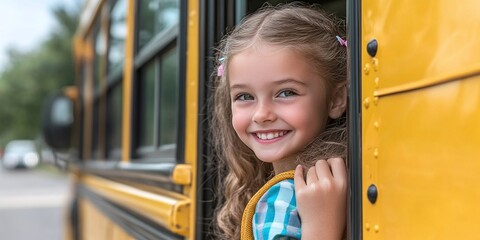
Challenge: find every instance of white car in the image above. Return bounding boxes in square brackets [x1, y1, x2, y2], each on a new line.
[1, 140, 40, 169]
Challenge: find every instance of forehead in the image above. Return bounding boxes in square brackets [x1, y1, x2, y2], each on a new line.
[228, 43, 319, 85]
[230, 42, 298, 62]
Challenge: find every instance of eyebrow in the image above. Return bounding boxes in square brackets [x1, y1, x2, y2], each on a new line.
[230, 78, 307, 90]
[274, 78, 307, 86]
[229, 84, 248, 91]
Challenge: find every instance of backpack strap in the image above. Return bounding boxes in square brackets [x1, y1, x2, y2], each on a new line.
[240, 170, 295, 240]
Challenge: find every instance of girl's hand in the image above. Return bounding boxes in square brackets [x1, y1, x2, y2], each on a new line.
[294, 158, 347, 240]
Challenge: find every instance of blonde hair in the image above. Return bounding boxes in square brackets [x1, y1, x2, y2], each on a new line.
[211, 3, 347, 239]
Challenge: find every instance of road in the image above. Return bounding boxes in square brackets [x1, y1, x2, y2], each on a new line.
[0, 166, 69, 240]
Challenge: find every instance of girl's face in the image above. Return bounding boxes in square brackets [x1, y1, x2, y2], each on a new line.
[228, 43, 343, 173]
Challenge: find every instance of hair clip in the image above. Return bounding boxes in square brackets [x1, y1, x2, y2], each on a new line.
[217, 57, 225, 77]
[336, 36, 347, 47]
[217, 64, 225, 77]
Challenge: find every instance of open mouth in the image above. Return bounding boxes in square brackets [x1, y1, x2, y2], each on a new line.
[254, 130, 290, 140]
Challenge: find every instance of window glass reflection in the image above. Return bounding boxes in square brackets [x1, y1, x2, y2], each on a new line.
[138, 0, 179, 49]
[159, 47, 178, 146]
[94, 20, 106, 94]
[92, 18, 105, 158]
[138, 61, 156, 147]
[107, 84, 123, 157]
[108, 0, 127, 73]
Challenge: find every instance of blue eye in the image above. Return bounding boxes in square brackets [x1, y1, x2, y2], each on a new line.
[235, 93, 254, 101]
[277, 90, 297, 98]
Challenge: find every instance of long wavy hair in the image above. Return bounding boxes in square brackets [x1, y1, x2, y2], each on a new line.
[210, 3, 347, 239]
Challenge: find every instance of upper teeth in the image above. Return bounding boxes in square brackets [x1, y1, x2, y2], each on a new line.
[256, 131, 287, 140]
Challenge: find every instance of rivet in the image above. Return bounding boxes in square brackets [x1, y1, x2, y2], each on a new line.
[364, 97, 370, 109]
[374, 97, 379, 105]
[367, 39, 378, 57]
[374, 121, 379, 129]
[364, 64, 371, 75]
[374, 148, 379, 158]
[367, 184, 378, 204]
[374, 224, 380, 233]
[374, 77, 380, 89]
[372, 58, 379, 71]
[366, 223, 370, 231]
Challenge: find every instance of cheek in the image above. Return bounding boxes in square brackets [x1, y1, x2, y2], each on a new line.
[285, 101, 329, 133]
[291, 112, 321, 133]
[231, 107, 248, 136]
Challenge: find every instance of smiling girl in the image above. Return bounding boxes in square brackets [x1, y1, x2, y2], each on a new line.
[212, 3, 347, 240]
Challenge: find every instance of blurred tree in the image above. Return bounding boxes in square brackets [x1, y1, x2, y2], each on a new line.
[0, 4, 80, 147]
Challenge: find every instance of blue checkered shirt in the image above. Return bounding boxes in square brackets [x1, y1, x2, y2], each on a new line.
[252, 179, 301, 240]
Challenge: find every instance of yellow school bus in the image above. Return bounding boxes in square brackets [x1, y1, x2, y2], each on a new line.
[41, 0, 480, 239]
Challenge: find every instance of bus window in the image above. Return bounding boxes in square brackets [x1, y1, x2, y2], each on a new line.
[137, 0, 180, 50]
[107, 0, 127, 75]
[159, 47, 179, 147]
[136, 46, 179, 160]
[134, 0, 181, 161]
[105, 0, 126, 160]
[106, 83, 123, 159]
[92, 16, 106, 159]
[138, 60, 156, 148]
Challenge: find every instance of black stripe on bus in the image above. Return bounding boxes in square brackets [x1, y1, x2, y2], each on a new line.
[347, 0, 363, 239]
[196, 1, 238, 239]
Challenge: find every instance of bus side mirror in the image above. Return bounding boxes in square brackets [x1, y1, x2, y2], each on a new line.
[42, 91, 75, 151]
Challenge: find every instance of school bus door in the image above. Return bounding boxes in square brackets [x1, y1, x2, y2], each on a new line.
[356, 0, 480, 239]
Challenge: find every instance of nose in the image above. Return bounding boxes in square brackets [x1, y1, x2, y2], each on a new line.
[252, 100, 277, 124]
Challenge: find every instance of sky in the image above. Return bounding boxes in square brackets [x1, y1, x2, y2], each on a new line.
[0, 0, 77, 70]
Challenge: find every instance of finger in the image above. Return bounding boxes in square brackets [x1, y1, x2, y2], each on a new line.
[306, 165, 318, 184]
[315, 159, 333, 179]
[327, 157, 347, 180]
[294, 165, 306, 189]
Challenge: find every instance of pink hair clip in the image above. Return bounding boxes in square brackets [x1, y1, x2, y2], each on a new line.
[217, 57, 225, 77]
[217, 64, 225, 77]
[336, 36, 347, 47]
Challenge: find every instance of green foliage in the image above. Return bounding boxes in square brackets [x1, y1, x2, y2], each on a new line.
[0, 4, 80, 147]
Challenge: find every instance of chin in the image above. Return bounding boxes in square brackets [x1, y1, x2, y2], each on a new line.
[253, 153, 279, 163]
[255, 153, 296, 165]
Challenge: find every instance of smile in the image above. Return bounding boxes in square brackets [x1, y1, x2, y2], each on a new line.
[254, 131, 289, 140]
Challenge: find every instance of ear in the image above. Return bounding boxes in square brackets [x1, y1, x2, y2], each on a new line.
[328, 84, 347, 119]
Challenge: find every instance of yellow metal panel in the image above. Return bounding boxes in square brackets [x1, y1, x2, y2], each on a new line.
[362, 0, 480, 90]
[83, 175, 190, 236]
[172, 164, 192, 185]
[80, 198, 112, 240]
[184, 0, 199, 239]
[362, 0, 480, 239]
[111, 223, 135, 240]
[81, 196, 133, 240]
[363, 75, 480, 239]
